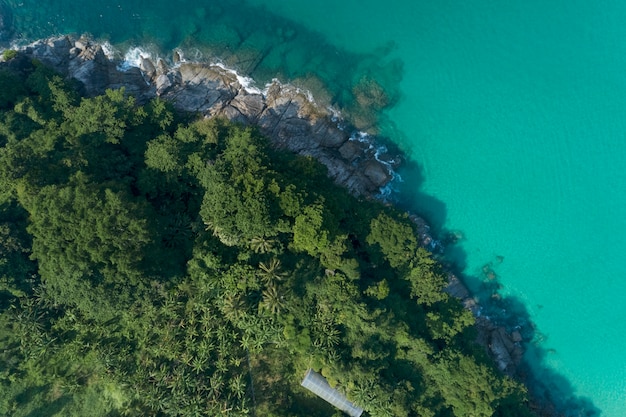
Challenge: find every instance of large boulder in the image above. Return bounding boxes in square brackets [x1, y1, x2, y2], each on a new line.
[363, 159, 392, 188]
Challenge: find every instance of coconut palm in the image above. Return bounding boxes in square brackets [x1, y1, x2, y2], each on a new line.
[208, 375, 224, 400]
[229, 374, 246, 399]
[258, 258, 286, 285]
[218, 295, 242, 323]
[249, 236, 277, 254]
[191, 356, 207, 374]
[239, 333, 252, 351]
[259, 284, 286, 316]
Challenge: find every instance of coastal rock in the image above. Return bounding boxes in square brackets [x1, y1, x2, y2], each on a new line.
[15, 35, 398, 196]
[74, 38, 89, 51]
[490, 327, 515, 373]
[155, 73, 173, 96]
[473, 316, 523, 376]
[315, 121, 348, 148]
[445, 274, 471, 300]
[338, 140, 363, 161]
[156, 58, 168, 76]
[229, 93, 265, 121]
[363, 159, 391, 188]
[139, 57, 156, 80]
[106, 66, 149, 98]
[70, 45, 111, 94]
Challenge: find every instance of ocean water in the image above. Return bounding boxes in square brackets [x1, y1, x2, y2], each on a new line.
[3, 0, 626, 415]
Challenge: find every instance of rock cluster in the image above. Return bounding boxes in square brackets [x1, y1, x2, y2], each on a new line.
[445, 272, 525, 376]
[18, 36, 396, 196]
[476, 317, 524, 375]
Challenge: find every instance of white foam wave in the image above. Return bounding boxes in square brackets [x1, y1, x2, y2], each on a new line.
[327, 105, 343, 124]
[349, 131, 403, 199]
[173, 48, 206, 67]
[212, 62, 263, 95]
[117, 46, 155, 71]
[100, 41, 116, 60]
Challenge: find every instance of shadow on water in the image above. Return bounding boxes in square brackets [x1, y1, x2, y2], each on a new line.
[2, 0, 604, 415]
[393, 168, 601, 416]
[481, 282, 601, 417]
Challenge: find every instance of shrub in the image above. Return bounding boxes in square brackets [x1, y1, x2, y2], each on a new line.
[2, 49, 18, 61]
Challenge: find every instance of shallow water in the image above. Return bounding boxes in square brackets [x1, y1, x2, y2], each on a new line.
[4, 0, 626, 415]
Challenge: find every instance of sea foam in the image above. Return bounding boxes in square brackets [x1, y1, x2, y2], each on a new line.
[117, 46, 156, 71]
[212, 62, 263, 95]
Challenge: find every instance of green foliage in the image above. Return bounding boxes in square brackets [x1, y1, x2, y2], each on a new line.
[198, 125, 288, 246]
[0, 202, 37, 305]
[0, 59, 534, 417]
[2, 49, 18, 61]
[0, 70, 27, 109]
[20, 175, 153, 319]
[367, 212, 418, 269]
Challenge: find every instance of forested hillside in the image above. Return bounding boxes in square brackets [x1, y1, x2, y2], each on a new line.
[0, 57, 533, 416]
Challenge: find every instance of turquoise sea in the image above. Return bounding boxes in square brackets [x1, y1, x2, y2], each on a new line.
[3, 0, 626, 415]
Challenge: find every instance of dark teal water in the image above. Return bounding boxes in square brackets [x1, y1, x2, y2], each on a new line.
[3, 1, 626, 415]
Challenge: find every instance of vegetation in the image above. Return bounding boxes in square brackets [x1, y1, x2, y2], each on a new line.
[0, 60, 534, 416]
[1, 49, 18, 61]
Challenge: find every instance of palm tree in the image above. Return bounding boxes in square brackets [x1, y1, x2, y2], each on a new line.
[258, 258, 286, 285]
[314, 325, 340, 349]
[249, 236, 278, 254]
[208, 375, 224, 400]
[229, 374, 246, 399]
[221, 294, 246, 323]
[191, 356, 207, 374]
[259, 284, 286, 316]
[239, 333, 252, 351]
[349, 378, 375, 409]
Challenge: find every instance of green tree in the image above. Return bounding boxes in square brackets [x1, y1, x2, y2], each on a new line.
[366, 212, 418, 269]
[19, 174, 152, 318]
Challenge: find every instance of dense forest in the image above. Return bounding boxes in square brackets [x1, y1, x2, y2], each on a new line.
[0, 55, 534, 416]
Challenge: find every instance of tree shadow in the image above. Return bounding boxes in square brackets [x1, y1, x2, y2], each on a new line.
[24, 395, 72, 417]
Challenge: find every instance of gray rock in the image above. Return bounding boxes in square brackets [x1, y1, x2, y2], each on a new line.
[47, 36, 72, 50]
[219, 105, 246, 123]
[445, 274, 471, 300]
[156, 58, 169, 76]
[490, 328, 514, 372]
[315, 122, 348, 148]
[155, 73, 173, 96]
[488, 326, 522, 375]
[363, 160, 391, 188]
[140, 58, 156, 80]
[229, 93, 265, 121]
[74, 39, 88, 51]
[338, 141, 363, 161]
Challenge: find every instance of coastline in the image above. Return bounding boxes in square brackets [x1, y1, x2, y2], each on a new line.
[7, 36, 397, 198]
[3, 35, 555, 416]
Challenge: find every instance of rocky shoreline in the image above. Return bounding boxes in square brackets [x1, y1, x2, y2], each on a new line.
[2, 35, 554, 415]
[6, 36, 395, 197]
